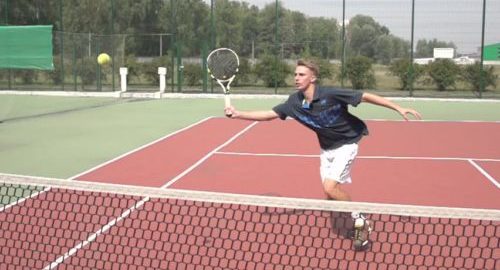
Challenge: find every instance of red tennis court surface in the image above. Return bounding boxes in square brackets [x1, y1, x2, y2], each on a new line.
[79, 117, 500, 209]
[1, 117, 499, 269]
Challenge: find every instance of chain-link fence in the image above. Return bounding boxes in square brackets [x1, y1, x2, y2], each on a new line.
[0, 0, 499, 98]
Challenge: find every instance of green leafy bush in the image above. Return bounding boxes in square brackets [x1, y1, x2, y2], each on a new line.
[49, 56, 64, 85]
[233, 57, 254, 86]
[388, 58, 425, 90]
[123, 55, 142, 84]
[143, 56, 171, 85]
[345, 55, 375, 89]
[461, 62, 497, 92]
[13, 69, 37, 84]
[78, 58, 97, 86]
[183, 63, 202, 86]
[427, 59, 460, 91]
[254, 55, 291, 87]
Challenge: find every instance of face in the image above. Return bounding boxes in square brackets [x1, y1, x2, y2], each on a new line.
[294, 65, 316, 91]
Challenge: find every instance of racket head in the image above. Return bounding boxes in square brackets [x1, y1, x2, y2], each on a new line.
[207, 48, 239, 82]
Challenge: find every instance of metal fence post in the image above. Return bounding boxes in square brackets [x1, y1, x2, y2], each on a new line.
[479, 0, 487, 98]
[409, 0, 415, 97]
[202, 42, 208, 93]
[59, 0, 64, 91]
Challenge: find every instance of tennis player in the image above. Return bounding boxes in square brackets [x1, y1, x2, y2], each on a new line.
[224, 59, 421, 249]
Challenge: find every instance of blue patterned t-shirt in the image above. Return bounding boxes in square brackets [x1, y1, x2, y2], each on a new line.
[273, 86, 368, 150]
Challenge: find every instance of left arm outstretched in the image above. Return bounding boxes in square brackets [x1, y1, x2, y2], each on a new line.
[361, 93, 422, 120]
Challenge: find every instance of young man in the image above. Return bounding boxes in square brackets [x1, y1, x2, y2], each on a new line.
[224, 59, 421, 249]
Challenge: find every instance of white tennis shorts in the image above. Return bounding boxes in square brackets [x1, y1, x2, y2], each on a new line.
[320, 143, 359, 184]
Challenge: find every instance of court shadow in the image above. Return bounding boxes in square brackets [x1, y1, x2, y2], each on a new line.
[329, 211, 354, 239]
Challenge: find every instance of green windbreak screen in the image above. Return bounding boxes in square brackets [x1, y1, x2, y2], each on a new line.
[0, 25, 53, 70]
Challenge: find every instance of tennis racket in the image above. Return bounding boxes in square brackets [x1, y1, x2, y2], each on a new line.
[207, 48, 239, 117]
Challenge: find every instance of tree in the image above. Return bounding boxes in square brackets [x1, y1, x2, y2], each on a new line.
[374, 35, 409, 64]
[2, 0, 58, 26]
[415, 39, 456, 58]
[279, 10, 307, 58]
[348, 15, 387, 58]
[213, 0, 244, 49]
[306, 17, 340, 59]
[159, 0, 210, 56]
[240, 6, 260, 57]
[346, 15, 407, 63]
[62, 0, 113, 33]
[256, 2, 285, 55]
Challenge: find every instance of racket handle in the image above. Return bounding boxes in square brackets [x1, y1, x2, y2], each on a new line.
[224, 94, 231, 109]
[224, 94, 232, 117]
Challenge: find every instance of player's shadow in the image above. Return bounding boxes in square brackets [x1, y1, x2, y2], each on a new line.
[329, 211, 355, 238]
[258, 192, 354, 238]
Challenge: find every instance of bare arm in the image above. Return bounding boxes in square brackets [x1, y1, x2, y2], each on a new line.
[224, 106, 280, 121]
[361, 92, 422, 120]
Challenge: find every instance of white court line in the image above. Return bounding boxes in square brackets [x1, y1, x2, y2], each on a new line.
[215, 151, 500, 162]
[468, 159, 500, 189]
[0, 187, 51, 213]
[0, 116, 217, 268]
[70, 116, 215, 179]
[43, 197, 150, 270]
[162, 121, 259, 187]
[1, 117, 214, 214]
[43, 121, 259, 270]
[215, 151, 500, 190]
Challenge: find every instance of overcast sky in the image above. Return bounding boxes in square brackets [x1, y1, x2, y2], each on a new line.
[206, 0, 499, 54]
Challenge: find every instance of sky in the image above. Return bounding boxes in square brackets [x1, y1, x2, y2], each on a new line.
[205, 0, 500, 54]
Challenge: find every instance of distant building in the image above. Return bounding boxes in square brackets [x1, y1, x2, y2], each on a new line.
[413, 58, 434, 65]
[453, 56, 475, 65]
[413, 47, 478, 65]
[483, 43, 500, 61]
[433, 48, 454, 59]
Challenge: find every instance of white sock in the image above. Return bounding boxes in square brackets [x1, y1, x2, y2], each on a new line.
[351, 212, 365, 220]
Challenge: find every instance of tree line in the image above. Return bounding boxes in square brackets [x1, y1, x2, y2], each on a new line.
[9, 0, 491, 94]
[2, 0, 456, 63]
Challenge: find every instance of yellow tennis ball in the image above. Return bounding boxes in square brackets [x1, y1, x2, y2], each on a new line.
[97, 53, 111, 65]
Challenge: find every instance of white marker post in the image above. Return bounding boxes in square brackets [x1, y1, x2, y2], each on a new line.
[119, 67, 128, 92]
[158, 67, 167, 94]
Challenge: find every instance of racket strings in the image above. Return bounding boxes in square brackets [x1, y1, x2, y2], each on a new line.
[208, 51, 239, 80]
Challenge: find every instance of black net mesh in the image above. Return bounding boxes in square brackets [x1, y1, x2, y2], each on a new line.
[1, 173, 499, 269]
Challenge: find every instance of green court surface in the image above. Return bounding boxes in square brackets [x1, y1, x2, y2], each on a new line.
[0, 94, 499, 178]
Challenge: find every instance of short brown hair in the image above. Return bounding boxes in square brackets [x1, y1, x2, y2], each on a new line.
[297, 59, 319, 78]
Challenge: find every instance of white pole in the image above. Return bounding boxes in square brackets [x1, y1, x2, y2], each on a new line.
[119, 67, 128, 92]
[158, 67, 167, 93]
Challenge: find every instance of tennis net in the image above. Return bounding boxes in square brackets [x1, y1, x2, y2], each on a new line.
[1, 173, 499, 269]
